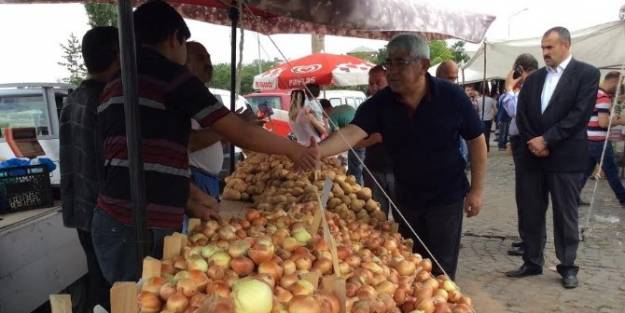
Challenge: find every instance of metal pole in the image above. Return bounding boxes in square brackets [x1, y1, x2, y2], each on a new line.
[229, 2, 239, 174]
[257, 33, 262, 74]
[117, 0, 149, 267]
[481, 41, 487, 121]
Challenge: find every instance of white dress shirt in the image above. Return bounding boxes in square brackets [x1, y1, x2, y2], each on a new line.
[541, 54, 572, 113]
[501, 91, 519, 135]
[189, 119, 224, 175]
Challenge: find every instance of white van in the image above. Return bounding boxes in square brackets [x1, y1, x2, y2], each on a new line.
[321, 89, 367, 109]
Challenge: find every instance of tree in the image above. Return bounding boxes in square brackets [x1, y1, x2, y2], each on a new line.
[58, 33, 86, 86]
[451, 41, 470, 64]
[211, 60, 279, 95]
[373, 40, 454, 67]
[84, 2, 118, 27]
[428, 40, 454, 66]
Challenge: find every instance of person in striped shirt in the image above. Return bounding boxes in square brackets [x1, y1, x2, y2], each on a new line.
[579, 71, 625, 205]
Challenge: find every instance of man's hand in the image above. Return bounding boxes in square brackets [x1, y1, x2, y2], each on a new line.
[527, 136, 548, 157]
[369, 132, 383, 144]
[505, 69, 523, 92]
[290, 137, 320, 171]
[187, 184, 220, 221]
[464, 188, 482, 217]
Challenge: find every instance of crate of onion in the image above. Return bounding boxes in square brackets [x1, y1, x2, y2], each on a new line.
[135, 153, 474, 313]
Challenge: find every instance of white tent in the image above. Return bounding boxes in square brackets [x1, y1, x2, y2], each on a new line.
[463, 21, 625, 80]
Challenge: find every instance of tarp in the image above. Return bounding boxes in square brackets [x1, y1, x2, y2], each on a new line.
[463, 21, 625, 80]
[3, 0, 496, 43]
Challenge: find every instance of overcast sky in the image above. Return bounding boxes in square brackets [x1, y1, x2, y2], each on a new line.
[0, 0, 623, 83]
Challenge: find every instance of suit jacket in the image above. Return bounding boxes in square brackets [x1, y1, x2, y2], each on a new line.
[515, 58, 600, 172]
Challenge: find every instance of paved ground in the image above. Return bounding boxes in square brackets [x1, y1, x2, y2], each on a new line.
[456, 149, 625, 313]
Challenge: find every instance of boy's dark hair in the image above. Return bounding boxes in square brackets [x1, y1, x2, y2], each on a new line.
[320, 98, 332, 110]
[514, 53, 539, 72]
[304, 83, 321, 98]
[82, 26, 119, 74]
[134, 0, 191, 46]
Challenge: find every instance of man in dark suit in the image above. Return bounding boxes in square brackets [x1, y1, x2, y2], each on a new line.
[505, 26, 600, 289]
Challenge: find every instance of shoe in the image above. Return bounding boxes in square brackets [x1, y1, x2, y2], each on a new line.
[507, 246, 524, 256]
[562, 272, 578, 289]
[511, 241, 523, 248]
[505, 265, 543, 278]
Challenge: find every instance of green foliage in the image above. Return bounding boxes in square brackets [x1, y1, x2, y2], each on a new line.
[211, 60, 278, 95]
[58, 33, 86, 86]
[84, 2, 118, 27]
[347, 51, 377, 63]
[451, 41, 470, 63]
[373, 41, 454, 67]
[428, 40, 454, 66]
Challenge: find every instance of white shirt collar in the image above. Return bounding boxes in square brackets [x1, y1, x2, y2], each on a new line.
[547, 54, 572, 74]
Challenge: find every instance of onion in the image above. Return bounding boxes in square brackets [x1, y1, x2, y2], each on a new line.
[187, 270, 209, 290]
[280, 273, 299, 289]
[160, 282, 176, 301]
[396, 260, 417, 276]
[346, 255, 362, 267]
[294, 256, 312, 271]
[289, 280, 315, 296]
[339, 262, 352, 275]
[282, 237, 302, 252]
[245, 209, 261, 221]
[174, 271, 189, 282]
[417, 269, 432, 282]
[252, 216, 268, 226]
[258, 260, 283, 281]
[230, 256, 255, 276]
[207, 264, 226, 280]
[313, 238, 329, 252]
[209, 251, 232, 268]
[292, 228, 312, 244]
[433, 301, 450, 313]
[187, 255, 209, 272]
[356, 285, 376, 300]
[420, 259, 433, 272]
[352, 299, 371, 313]
[315, 292, 340, 313]
[282, 259, 296, 275]
[256, 273, 276, 289]
[336, 245, 351, 260]
[417, 297, 435, 313]
[232, 278, 274, 313]
[434, 288, 449, 302]
[423, 278, 440, 291]
[142, 276, 165, 294]
[176, 278, 198, 298]
[189, 293, 209, 308]
[452, 303, 472, 313]
[448, 290, 463, 303]
[393, 287, 408, 305]
[161, 259, 175, 275]
[249, 240, 276, 265]
[442, 280, 458, 293]
[362, 261, 384, 274]
[275, 286, 294, 304]
[311, 258, 333, 275]
[346, 282, 361, 297]
[166, 292, 189, 313]
[219, 225, 237, 241]
[138, 291, 161, 313]
[173, 256, 187, 270]
[200, 244, 221, 259]
[375, 281, 397, 295]
[287, 295, 321, 313]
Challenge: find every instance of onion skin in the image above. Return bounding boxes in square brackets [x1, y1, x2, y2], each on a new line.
[420, 259, 433, 272]
[287, 295, 321, 313]
[166, 292, 189, 313]
[176, 278, 199, 298]
[258, 260, 283, 281]
[315, 292, 340, 313]
[230, 256, 255, 276]
[142, 276, 165, 294]
[160, 282, 176, 301]
[138, 291, 161, 313]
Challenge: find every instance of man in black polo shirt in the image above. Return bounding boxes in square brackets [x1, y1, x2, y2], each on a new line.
[92, 0, 317, 284]
[314, 34, 487, 279]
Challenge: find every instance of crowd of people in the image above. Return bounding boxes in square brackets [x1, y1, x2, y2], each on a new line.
[58, 0, 622, 310]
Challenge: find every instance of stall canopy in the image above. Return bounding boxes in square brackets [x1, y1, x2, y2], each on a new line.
[463, 20, 625, 80]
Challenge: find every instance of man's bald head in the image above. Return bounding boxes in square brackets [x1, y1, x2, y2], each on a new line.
[436, 60, 459, 83]
[186, 41, 213, 84]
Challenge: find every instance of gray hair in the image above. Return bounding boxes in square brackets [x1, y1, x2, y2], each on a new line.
[388, 34, 430, 60]
[543, 26, 571, 45]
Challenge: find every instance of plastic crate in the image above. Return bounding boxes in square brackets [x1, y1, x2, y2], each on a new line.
[0, 164, 53, 213]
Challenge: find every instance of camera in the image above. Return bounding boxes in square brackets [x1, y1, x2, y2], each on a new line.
[513, 64, 523, 79]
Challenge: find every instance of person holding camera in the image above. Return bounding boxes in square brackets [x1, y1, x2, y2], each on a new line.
[499, 53, 539, 257]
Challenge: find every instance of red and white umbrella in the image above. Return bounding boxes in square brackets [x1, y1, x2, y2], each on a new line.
[253, 53, 375, 90]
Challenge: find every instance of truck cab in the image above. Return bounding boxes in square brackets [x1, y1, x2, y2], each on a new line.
[0, 83, 73, 187]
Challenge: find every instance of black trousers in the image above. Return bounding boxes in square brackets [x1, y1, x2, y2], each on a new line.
[516, 169, 582, 275]
[483, 120, 493, 152]
[510, 136, 525, 246]
[77, 229, 111, 312]
[397, 200, 464, 280]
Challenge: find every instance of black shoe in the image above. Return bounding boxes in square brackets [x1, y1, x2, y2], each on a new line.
[505, 265, 543, 278]
[562, 272, 578, 289]
[507, 246, 524, 256]
[511, 241, 523, 248]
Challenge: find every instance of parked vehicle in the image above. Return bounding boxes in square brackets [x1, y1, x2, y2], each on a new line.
[0, 83, 73, 187]
[321, 89, 367, 109]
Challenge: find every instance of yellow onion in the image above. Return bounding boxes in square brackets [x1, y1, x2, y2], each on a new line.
[287, 295, 321, 313]
[137, 291, 161, 313]
[232, 277, 274, 313]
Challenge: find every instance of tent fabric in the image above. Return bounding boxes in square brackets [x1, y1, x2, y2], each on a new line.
[463, 21, 625, 81]
[5, 0, 495, 43]
[428, 62, 485, 84]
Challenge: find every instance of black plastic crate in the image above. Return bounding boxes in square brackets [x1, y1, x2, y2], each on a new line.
[0, 164, 53, 213]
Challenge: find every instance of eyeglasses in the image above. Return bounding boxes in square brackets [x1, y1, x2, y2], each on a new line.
[383, 58, 420, 68]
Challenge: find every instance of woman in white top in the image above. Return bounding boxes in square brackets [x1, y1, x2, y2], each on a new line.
[288, 89, 328, 146]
